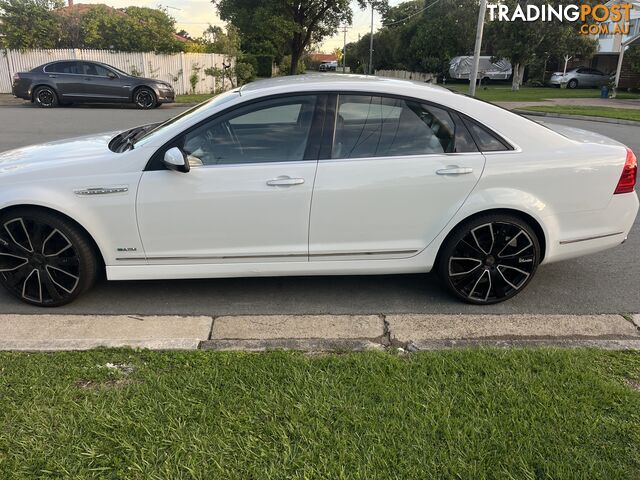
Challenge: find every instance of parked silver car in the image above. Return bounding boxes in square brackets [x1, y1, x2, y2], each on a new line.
[548, 67, 610, 89]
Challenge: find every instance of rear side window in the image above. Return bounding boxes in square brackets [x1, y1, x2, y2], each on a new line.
[46, 62, 81, 74]
[462, 117, 511, 152]
[332, 95, 476, 159]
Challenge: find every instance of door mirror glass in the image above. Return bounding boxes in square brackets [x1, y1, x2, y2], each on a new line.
[107, 72, 117, 79]
[163, 147, 190, 173]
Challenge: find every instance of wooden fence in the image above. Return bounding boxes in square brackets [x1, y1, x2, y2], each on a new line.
[375, 69, 436, 83]
[0, 49, 234, 95]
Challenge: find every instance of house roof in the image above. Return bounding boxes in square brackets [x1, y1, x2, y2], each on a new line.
[310, 53, 338, 62]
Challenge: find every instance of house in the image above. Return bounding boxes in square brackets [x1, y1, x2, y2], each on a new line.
[590, 0, 640, 88]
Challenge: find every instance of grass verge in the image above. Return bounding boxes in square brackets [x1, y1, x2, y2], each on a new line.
[1, 349, 639, 479]
[175, 94, 214, 104]
[518, 105, 640, 122]
[445, 83, 640, 102]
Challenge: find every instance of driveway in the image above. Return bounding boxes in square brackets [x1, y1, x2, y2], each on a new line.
[0, 104, 638, 315]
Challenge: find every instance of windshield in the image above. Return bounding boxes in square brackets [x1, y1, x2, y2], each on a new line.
[134, 89, 241, 147]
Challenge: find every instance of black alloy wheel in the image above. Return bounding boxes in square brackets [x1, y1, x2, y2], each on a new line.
[567, 79, 579, 89]
[0, 209, 98, 306]
[438, 215, 540, 304]
[34, 86, 58, 108]
[134, 87, 157, 109]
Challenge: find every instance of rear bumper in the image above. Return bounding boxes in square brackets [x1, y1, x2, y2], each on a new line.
[11, 81, 31, 100]
[542, 191, 639, 263]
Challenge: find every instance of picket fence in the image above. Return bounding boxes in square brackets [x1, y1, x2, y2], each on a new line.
[375, 69, 436, 83]
[0, 49, 235, 95]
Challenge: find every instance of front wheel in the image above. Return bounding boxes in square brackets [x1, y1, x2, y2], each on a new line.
[0, 209, 99, 306]
[437, 214, 541, 304]
[134, 87, 157, 109]
[567, 79, 578, 89]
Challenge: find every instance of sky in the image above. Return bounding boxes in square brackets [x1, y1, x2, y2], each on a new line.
[73, 0, 405, 52]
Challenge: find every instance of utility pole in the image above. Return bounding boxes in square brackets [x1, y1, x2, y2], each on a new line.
[468, 0, 487, 96]
[341, 25, 348, 73]
[368, 3, 374, 75]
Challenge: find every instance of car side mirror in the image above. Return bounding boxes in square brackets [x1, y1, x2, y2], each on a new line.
[163, 147, 190, 173]
[107, 72, 117, 79]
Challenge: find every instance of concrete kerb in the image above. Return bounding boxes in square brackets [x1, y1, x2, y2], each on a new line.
[1, 313, 639, 352]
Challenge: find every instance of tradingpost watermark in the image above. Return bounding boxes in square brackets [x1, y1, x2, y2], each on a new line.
[487, 3, 634, 35]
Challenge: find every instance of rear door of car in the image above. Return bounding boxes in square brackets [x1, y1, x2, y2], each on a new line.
[44, 61, 85, 100]
[308, 93, 487, 260]
[80, 62, 129, 101]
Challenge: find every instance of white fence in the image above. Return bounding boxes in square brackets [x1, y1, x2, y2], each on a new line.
[0, 49, 235, 95]
[375, 69, 436, 83]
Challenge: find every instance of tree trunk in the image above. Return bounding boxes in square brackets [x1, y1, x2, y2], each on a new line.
[511, 63, 525, 91]
[290, 47, 302, 75]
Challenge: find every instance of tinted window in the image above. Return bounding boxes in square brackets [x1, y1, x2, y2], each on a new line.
[181, 95, 318, 166]
[47, 62, 82, 74]
[332, 95, 472, 158]
[463, 118, 510, 152]
[83, 62, 113, 77]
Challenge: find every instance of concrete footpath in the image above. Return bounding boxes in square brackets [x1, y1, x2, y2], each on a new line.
[1, 313, 639, 352]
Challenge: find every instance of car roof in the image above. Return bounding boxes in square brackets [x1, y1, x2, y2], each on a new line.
[238, 73, 452, 98]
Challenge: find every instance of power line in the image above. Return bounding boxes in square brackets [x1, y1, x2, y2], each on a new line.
[382, 0, 444, 27]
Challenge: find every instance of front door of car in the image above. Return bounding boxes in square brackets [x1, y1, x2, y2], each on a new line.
[136, 94, 325, 263]
[80, 62, 129, 101]
[309, 94, 486, 260]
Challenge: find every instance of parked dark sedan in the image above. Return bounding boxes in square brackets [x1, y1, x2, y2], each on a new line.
[12, 60, 175, 108]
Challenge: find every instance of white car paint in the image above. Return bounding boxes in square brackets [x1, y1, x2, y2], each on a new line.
[0, 74, 637, 289]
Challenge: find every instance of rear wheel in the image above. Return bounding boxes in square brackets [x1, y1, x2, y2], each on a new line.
[134, 87, 157, 109]
[437, 214, 540, 304]
[33, 86, 58, 108]
[0, 209, 98, 307]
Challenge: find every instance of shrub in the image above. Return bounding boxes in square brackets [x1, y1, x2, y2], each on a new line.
[255, 55, 274, 78]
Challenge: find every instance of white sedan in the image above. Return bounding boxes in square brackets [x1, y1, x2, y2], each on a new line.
[0, 75, 637, 306]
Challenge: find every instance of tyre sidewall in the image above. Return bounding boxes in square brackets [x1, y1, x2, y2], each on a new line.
[34, 87, 58, 108]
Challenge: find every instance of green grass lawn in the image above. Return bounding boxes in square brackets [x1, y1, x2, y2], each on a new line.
[1, 349, 639, 479]
[519, 105, 640, 122]
[175, 94, 214, 104]
[445, 83, 640, 102]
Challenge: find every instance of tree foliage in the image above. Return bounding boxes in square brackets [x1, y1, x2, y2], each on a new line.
[213, 0, 388, 75]
[0, 1, 184, 52]
[0, 0, 64, 49]
[485, 0, 596, 90]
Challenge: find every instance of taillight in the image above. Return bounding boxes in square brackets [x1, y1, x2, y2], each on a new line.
[614, 147, 637, 194]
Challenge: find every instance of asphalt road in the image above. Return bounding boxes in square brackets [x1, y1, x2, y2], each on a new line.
[0, 102, 638, 315]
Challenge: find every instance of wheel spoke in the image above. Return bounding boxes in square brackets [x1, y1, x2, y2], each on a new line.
[448, 257, 483, 277]
[0, 253, 28, 272]
[496, 229, 533, 259]
[4, 218, 33, 252]
[496, 265, 530, 290]
[469, 268, 492, 301]
[3, 263, 31, 288]
[22, 269, 42, 303]
[42, 229, 73, 257]
[41, 269, 63, 302]
[470, 223, 494, 255]
[45, 265, 79, 294]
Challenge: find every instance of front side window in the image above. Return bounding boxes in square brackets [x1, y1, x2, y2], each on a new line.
[332, 95, 472, 159]
[180, 95, 318, 166]
[83, 62, 113, 77]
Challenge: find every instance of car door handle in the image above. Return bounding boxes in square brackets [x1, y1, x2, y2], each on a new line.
[266, 176, 305, 186]
[436, 167, 474, 175]
[48, 75, 57, 78]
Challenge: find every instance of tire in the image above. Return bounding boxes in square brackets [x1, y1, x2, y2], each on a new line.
[33, 86, 58, 108]
[437, 214, 541, 304]
[0, 208, 99, 307]
[567, 79, 578, 89]
[134, 87, 157, 109]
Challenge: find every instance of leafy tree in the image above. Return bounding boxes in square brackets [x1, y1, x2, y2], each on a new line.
[213, 0, 388, 75]
[0, 0, 64, 49]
